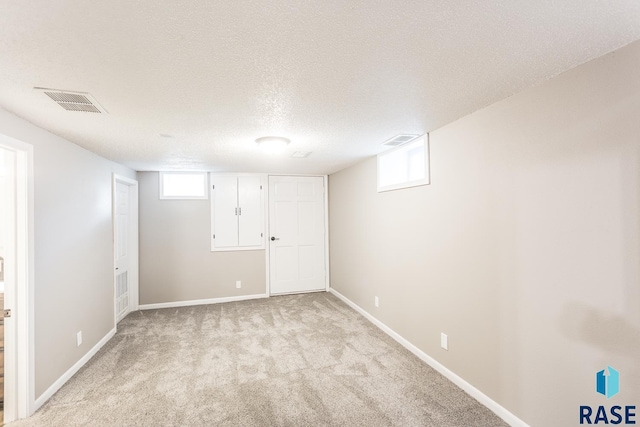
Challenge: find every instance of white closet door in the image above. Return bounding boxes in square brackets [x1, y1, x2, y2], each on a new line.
[238, 176, 263, 247]
[212, 175, 238, 248]
[269, 176, 326, 294]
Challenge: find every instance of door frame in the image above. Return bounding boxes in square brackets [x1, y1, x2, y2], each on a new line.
[112, 174, 139, 326]
[265, 175, 330, 296]
[0, 134, 35, 422]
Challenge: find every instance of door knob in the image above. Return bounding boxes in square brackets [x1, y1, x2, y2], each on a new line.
[270, 237, 280, 241]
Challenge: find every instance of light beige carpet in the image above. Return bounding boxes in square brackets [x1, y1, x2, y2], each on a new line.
[11, 292, 507, 426]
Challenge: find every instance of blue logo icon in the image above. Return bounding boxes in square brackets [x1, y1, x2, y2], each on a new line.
[596, 366, 620, 399]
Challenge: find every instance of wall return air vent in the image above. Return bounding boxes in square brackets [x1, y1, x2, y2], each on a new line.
[382, 134, 420, 147]
[35, 87, 107, 113]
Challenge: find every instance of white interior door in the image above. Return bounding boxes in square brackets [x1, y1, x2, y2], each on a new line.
[114, 182, 130, 322]
[269, 176, 326, 295]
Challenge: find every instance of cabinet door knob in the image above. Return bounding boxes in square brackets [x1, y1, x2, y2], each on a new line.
[270, 236, 280, 241]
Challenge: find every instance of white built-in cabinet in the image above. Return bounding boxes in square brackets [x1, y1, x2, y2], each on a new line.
[210, 174, 265, 251]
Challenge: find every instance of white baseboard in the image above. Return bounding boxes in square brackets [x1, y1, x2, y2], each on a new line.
[34, 327, 116, 411]
[328, 288, 529, 427]
[139, 293, 268, 310]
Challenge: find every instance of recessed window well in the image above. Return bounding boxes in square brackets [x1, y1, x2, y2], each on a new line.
[377, 134, 430, 192]
[159, 172, 208, 200]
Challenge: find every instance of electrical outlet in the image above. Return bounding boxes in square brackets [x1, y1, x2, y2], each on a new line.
[236, 280, 241, 289]
[441, 333, 448, 350]
[77, 331, 83, 347]
[374, 296, 379, 307]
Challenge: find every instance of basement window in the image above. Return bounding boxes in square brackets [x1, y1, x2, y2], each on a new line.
[159, 172, 208, 200]
[377, 134, 430, 192]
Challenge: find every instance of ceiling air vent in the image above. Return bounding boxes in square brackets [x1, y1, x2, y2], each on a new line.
[35, 87, 107, 113]
[291, 151, 311, 158]
[382, 134, 420, 147]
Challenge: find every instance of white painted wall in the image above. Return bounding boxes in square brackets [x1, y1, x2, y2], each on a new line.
[329, 40, 640, 426]
[138, 172, 266, 305]
[0, 108, 136, 399]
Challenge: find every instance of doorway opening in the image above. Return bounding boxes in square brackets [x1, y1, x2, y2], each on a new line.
[0, 135, 34, 423]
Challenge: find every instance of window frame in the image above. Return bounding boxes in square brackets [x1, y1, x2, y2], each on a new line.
[377, 134, 430, 193]
[159, 171, 209, 200]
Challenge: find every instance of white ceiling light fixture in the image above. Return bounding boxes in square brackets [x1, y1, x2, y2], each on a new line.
[255, 136, 290, 154]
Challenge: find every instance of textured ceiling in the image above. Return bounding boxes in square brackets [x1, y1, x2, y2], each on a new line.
[1, 1, 639, 174]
